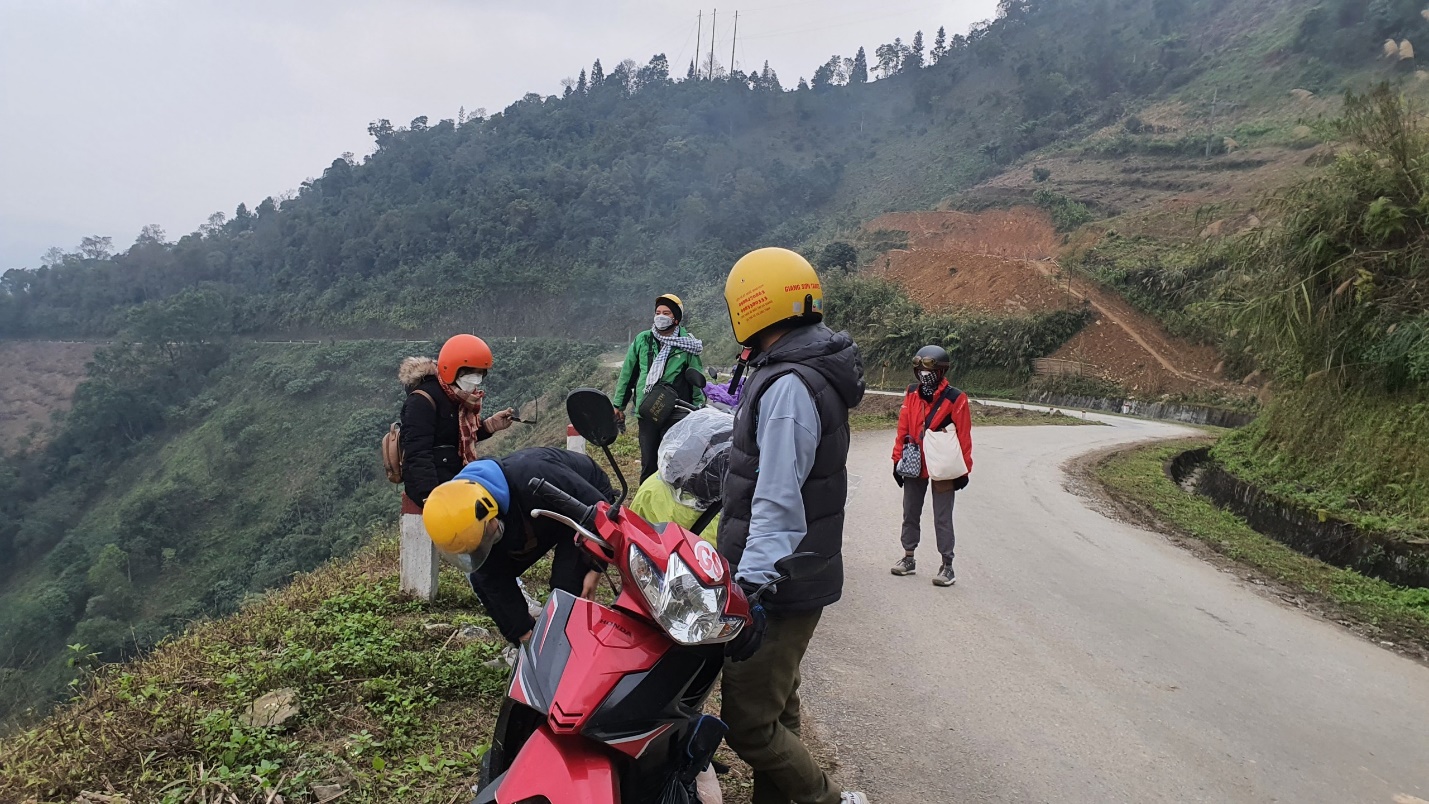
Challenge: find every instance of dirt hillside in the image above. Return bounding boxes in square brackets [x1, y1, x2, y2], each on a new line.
[0, 341, 96, 451]
[864, 207, 1226, 395]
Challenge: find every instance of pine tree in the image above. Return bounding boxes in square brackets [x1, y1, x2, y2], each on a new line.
[932, 26, 948, 64]
[591, 59, 605, 87]
[851, 47, 869, 84]
[687, 59, 697, 80]
[797, 77, 810, 91]
[908, 31, 925, 70]
[761, 61, 783, 92]
[577, 69, 588, 93]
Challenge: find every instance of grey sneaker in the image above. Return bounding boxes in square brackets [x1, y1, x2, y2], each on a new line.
[841, 793, 871, 804]
[890, 555, 916, 576]
[933, 563, 956, 587]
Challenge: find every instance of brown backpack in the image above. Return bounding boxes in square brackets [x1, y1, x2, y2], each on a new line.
[381, 390, 434, 483]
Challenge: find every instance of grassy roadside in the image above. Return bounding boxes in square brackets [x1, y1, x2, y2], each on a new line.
[0, 535, 508, 804]
[1210, 386, 1429, 540]
[1092, 439, 1429, 657]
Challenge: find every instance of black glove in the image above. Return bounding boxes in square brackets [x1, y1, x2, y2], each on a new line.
[726, 584, 766, 662]
[892, 469, 905, 488]
[952, 475, 969, 491]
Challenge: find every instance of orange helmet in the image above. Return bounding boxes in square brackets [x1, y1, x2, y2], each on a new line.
[437, 334, 494, 384]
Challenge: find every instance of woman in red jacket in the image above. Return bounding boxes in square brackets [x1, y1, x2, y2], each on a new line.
[890, 345, 973, 586]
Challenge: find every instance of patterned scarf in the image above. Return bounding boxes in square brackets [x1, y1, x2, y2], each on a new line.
[439, 380, 484, 463]
[645, 327, 705, 390]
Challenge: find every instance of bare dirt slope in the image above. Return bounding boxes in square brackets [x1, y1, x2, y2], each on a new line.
[865, 207, 1226, 394]
[0, 341, 96, 450]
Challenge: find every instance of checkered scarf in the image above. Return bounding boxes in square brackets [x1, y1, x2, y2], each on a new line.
[645, 327, 704, 391]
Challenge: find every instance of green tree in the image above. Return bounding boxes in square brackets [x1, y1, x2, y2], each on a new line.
[817, 242, 859, 272]
[79, 236, 112, 260]
[366, 118, 394, 148]
[908, 31, 925, 69]
[851, 47, 869, 83]
[638, 53, 671, 88]
[875, 39, 905, 77]
[590, 59, 605, 87]
[932, 27, 948, 63]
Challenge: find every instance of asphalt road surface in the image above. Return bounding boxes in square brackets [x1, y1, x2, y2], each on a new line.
[802, 411, 1429, 804]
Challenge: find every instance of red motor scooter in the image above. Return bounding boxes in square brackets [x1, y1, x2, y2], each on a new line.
[473, 388, 824, 804]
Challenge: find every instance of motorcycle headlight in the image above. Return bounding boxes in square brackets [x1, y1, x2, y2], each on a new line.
[629, 545, 743, 645]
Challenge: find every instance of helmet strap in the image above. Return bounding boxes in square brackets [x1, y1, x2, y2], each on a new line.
[728, 346, 753, 393]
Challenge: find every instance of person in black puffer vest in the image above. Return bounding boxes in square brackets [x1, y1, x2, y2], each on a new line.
[716, 248, 868, 804]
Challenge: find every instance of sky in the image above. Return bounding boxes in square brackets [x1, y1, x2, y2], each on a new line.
[0, 0, 999, 271]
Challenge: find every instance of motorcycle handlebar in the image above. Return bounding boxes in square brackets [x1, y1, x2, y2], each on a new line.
[528, 477, 596, 530]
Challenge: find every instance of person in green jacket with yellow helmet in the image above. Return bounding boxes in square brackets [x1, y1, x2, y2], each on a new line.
[613, 293, 706, 481]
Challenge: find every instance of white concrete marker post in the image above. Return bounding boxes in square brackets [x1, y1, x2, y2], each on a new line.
[399, 512, 439, 603]
[566, 423, 586, 453]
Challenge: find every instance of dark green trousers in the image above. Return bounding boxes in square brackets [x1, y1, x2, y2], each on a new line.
[721, 609, 839, 804]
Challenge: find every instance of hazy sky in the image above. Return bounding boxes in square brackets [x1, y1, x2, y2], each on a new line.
[0, 0, 998, 271]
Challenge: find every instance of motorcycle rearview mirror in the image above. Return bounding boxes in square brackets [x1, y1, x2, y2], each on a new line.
[707, 367, 719, 381]
[773, 552, 829, 583]
[565, 387, 628, 517]
[566, 388, 620, 447]
[684, 366, 707, 389]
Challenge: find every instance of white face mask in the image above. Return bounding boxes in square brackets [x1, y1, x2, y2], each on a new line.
[455, 371, 485, 392]
[654, 314, 676, 331]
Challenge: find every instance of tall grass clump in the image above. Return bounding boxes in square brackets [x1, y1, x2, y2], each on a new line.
[1203, 84, 1429, 393]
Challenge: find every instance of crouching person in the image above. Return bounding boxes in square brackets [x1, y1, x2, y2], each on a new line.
[421, 446, 615, 643]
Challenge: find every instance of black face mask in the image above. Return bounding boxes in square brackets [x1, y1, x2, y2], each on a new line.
[917, 369, 939, 398]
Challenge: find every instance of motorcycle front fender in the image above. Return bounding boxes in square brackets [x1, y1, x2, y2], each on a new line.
[474, 723, 619, 804]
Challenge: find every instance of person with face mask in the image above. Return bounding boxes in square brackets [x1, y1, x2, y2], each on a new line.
[422, 447, 615, 643]
[397, 334, 516, 515]
[613, 294, 707, 481]
[890, 344, 974, 587]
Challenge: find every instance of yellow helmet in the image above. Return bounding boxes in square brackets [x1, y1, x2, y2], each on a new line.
[723, 248, 823, 345]
[422, 479, 499, 554]
[655, 293, 684, 322]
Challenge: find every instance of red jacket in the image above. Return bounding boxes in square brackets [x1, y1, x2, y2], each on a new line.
[891, 381, 974, 480]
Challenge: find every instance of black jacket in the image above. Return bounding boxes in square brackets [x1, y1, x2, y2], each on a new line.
[399, 374, 491, 506]
[469, 448, 617, 641]
[717, 323, 865, 613]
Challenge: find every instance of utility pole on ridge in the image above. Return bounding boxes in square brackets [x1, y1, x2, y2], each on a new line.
[731, 11, 738, 78]
[709, 9, 717, 80]
[696, 11, 703, 80]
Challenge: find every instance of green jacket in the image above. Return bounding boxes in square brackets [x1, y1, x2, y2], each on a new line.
[614, 328, 706, 411]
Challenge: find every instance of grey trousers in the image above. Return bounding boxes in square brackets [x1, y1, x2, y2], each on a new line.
[900, 477, 956, 564]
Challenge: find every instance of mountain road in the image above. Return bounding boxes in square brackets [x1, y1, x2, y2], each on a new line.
[801, 413, 1429, 804]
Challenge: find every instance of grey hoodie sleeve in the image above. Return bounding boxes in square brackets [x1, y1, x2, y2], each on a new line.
[738, 373, 822, 587]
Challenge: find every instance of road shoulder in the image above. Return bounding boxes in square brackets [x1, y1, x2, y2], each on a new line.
[1068, 437, 1429, 665]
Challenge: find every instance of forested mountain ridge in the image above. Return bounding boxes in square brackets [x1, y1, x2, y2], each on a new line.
[1, 0, 1374, 340]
